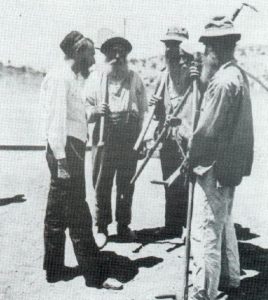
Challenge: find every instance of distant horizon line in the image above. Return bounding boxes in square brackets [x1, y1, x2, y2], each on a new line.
[1, 42, 268, 73]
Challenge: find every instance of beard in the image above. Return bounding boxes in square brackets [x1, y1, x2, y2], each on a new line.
[105, 58, 128, 79]
[80, 59, 90, 78]
[165, 50, 181, 66]
[200, 51, 220, 87]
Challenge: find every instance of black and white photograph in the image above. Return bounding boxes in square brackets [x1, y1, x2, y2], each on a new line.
[0, 0, 267, 299]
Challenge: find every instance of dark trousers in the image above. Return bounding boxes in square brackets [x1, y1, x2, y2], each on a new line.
[92, 118, 139, 229]
[44, 137, 98, 273]
[160, 137, 188, 232]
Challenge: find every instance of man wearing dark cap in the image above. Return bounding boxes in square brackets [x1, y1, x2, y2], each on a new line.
[149, 26, 191, 238]
[188, 16, 254, 299]
[40, 31, 111, 288]
[84, 31, 147, 246]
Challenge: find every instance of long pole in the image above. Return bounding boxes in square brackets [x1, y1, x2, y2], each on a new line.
[182, 177, 195, 300]
[179, 76, 199, 300]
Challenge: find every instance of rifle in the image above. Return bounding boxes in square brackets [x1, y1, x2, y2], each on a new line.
[130, 86, 191, 185]
[133, 72, 167, 152]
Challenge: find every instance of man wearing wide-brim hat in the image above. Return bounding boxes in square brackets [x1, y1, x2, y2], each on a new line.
[84, 30, 147, 247]
[149, 25, 192, 238]
[188, 16, 254, 299]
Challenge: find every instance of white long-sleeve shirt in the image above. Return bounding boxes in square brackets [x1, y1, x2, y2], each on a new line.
[40, 59, 88, 159]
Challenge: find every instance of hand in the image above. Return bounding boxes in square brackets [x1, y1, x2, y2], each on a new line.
[181, 156, 189, 175]
[96, 103, 110, 116]
[108, 112, 123, 126]
[149, 94, 163, 106]
[189, 65, 200, 80]
[165, 115, 181, 127]
[57, 158, 71, 180]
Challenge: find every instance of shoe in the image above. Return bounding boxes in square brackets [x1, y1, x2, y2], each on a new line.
[190, 290, 210, 300]
[155, 226, 183, 239]
[218, 285, 245, 297]
[46, 266, 81, 283]
[103, 278, 123, 290]
[117, 224, 137, 241]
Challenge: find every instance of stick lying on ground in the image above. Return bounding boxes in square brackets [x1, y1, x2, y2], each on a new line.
[130, 86, 192, 185]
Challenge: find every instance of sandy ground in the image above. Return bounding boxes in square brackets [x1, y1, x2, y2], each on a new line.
[0, 90, 268, 300]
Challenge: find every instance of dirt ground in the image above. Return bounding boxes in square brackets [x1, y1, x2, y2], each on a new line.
[0, 90, 268, 300]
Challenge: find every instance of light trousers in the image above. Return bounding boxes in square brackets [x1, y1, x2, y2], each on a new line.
[191, 167, 240, 300]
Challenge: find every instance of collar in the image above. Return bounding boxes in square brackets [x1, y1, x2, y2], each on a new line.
[219, 59, 237, 71]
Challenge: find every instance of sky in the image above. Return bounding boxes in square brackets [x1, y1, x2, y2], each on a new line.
[0, 0, 267, 71]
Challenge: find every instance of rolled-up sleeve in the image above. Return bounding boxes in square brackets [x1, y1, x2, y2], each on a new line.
[42, 76, 67, 159]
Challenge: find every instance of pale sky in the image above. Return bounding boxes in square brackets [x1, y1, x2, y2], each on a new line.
[0, 0, 267, 71]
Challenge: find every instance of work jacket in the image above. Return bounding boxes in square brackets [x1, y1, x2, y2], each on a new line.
[190, 61, 254, 186]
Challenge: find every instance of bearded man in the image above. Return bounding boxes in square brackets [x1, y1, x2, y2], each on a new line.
[40, 31, 102, 286]
[84, 32, 148, 246]
[188, 16, 254, 299]
[149, 26, 191, 237]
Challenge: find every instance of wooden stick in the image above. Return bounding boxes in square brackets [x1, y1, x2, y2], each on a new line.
[130, 86, 191, 185]
[133, 72, 167, 151]
[97, 75, 109, 147]
[181, 179, 195, 300]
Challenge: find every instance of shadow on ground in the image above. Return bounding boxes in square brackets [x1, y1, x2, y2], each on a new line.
[97, 251, 163, 283]
[49, 252, 163, 288]
[109, 227, 184, 254]
[0, 194, 26, 206]
[218, 224, 268, 300]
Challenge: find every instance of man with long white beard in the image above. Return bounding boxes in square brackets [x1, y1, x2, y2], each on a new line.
[188, 16, 254, 299]
[84, 32, 147, 247]
[149, 26, 191, 238]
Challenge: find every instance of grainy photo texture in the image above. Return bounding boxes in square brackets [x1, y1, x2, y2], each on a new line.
[0, 1, 267, 299]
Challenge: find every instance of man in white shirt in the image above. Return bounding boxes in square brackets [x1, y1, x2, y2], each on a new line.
[40, 31, 104, 287]
[84, 32, 148, 245]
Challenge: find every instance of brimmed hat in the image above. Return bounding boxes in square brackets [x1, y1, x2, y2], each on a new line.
[180, 41, 204, 56]
[161, 26, 189, 43]
[60, 31, 92, 58]
[199, 16, 241, 43]
[98, 28, 132, 54]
